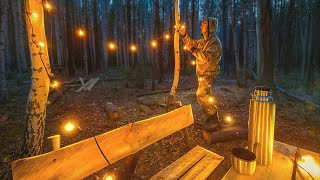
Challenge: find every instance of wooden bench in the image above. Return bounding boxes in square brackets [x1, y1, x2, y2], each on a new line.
[11, 104, 224, 179]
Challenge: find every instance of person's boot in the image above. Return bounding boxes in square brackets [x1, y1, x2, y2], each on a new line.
[203, 112, 221, 131]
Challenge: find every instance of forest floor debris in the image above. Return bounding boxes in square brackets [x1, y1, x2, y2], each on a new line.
[0, 75, 320, 179]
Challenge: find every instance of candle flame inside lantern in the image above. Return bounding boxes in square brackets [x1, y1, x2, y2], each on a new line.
[64, 122, 75, 132]
[298, 155, 320, 178]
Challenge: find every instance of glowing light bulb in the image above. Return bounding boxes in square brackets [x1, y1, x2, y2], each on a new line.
[105, 176, 113, 180]
[199, 77, 203, 81]
[151, 40, 157, 48]
[45, 2, 52, 10]
[77, 29, 85, 37]
[164, 34, 170, 40]
[38, 42, 45, 47]
[183, 45, 187, 50]
[50, 80, 60, 88]
[64, 122, 75, 132]
[181, 25, 186, 29]
[208, 97, 214, 103]
[191, 60, 196, 65]
[130, 45, 137, 52]
[108, 42, 116, 50]
[224, 115, 233, 123]
[31, 13, 38, 18]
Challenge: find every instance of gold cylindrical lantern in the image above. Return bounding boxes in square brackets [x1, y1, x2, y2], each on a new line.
[248, 87, 275, 166]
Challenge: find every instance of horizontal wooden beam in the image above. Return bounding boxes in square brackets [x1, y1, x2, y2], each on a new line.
[12, 105, 194, 180]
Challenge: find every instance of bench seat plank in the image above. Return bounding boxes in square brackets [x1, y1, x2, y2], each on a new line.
[151, 146, 224, 180]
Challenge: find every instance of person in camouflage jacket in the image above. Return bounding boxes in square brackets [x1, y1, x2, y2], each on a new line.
[179, 17, 222, 131]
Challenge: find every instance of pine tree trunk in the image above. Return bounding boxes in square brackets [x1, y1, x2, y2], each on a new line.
[257, 0, 274, 87]
[22, 0, 51, 157]
[0, 0, 8, 102]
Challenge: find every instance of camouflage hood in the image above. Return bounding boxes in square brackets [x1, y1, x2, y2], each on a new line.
[201, 17, 218, 40]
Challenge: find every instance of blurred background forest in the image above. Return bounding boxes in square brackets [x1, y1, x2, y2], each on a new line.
[0, 0, 319, 103]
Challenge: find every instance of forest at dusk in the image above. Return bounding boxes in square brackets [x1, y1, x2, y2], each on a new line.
[0, 0, 319, 179]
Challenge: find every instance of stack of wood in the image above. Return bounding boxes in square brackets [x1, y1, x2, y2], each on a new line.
[75, 77, 100, 92]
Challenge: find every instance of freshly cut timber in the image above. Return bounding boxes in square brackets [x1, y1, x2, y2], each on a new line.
[202, 125, 248, 144]
[104, 102, 120, 119]
[12, 105, 194, 179]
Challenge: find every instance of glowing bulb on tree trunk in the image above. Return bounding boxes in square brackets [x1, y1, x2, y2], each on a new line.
[38, 42, 45, 47]
[191, 60, 196, 65]
[208, 97, 215, 103]
[183, 45, 187, 51]
[224, 115, 233, 124]
[31, 12, 38, 18]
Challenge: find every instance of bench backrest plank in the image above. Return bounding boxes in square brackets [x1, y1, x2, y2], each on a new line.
[12, 105, 194, 180]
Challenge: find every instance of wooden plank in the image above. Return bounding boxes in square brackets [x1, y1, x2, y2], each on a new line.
[12, 105, 194, 180]
[75, 78, 93, 92]
[84, 77, 99, 91]
[79, 77, 84, 86]
[150, 146, 224, 180]
[222, 141, 320, 180]
[180, 149, 224, 180]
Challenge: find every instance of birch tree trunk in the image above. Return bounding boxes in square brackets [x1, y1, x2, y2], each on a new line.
[0, 0, 8, 102]
[22, 0, 51, 156]
[167, 0, 180, 108]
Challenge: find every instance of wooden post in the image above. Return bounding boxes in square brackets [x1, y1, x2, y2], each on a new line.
[47, 135, 61, 151]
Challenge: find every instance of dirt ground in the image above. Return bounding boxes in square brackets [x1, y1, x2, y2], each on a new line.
[1, 75, 320, 179]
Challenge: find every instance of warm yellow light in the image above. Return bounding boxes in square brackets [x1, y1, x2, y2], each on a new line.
[103, 174, 115, 180]
[77, 29, 85, 37]
[151, 40, 157, 48]
[38, 42, 45, 47]
[298, 155, 320, 178]
[208, 97, 214, 103]
[31, 13, 38, 18]
[64, 122, 75, 132]
[45, 2, 52, 10]
[183, 45, 187, 50]
[181, 25, 186, 29]
[164, 34, 170, 40]
[105, 176, 113, 180]
[108, 42, 116, 50]
[199, 77, 203, 81]
[130, 45, 137, 52]
[191, 60, 196, 65]
[224, 115, 233, 123]
[50, 80, 60, 88]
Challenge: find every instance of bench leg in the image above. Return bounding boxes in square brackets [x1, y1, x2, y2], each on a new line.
[115, 151, 142, 180]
